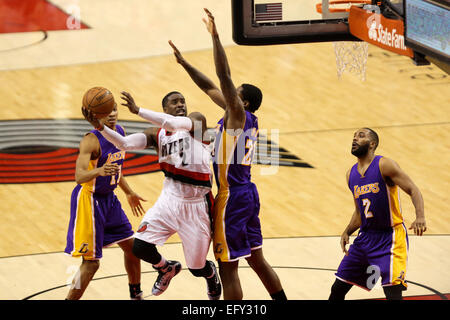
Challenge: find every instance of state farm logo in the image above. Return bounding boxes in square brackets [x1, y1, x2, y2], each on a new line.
[368, 21, 377, 40]
[367, 20, 408, 51]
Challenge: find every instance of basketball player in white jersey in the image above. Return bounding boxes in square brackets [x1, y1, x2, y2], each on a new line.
[83, 91, 221, 300]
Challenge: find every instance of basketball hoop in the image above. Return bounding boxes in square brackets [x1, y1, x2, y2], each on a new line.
[332, 41, 369, 81]
[316, 1, 373, 81]
[316, 0, 371, 13]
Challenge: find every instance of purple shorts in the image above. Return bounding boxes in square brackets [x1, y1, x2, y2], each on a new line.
[64, 185, 134, 260]
[213, 183, 263, 262]
[335, 223, 409, 290]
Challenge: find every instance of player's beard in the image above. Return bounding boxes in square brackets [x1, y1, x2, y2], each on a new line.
[351, 142, 370, 158]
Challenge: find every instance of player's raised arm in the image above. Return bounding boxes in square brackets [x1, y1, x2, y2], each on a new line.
[203, 8, 245, 130]
[169, 40, 226, 110]
[379, 157, 426, 236]
[82, 106, 148, 151]
[120, 91, 193, 132]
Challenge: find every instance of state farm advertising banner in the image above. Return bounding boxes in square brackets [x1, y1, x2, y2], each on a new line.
[349, 6, 414, 58]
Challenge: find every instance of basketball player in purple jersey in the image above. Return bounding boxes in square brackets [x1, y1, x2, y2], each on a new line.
[329, 128, 426, 300]
[164, 9, 286, 300]
[65, 101, 146, 300]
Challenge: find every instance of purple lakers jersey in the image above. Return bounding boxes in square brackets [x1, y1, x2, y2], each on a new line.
[81, 124, 126, 194]
[348, 155, 403, 231]
[213, 111, 258, 189]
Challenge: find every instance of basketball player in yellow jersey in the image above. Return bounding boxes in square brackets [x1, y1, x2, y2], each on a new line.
[65, 102, 146, 300]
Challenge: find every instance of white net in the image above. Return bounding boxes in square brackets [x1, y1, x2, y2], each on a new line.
[333, 41, 369, 81]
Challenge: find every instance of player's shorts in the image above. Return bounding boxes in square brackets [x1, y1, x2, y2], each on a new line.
[134, 189, 214, 269]
[335, 223, 409, 290]
[213, 182, 263, 262]
[64, 185, 134, 260]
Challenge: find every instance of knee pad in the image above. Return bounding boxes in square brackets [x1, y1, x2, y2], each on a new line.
[132, 238, 161, 265]
[189, 268, 206, 278]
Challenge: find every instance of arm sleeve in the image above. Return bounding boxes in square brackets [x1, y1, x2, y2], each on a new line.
[138, 107, 192, 131]
[100, 125, 147, 151]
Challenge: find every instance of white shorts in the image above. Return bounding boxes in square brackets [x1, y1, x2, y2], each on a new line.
[134, 189, 214, 269]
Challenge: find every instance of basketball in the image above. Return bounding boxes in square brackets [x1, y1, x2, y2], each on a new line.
[82, 87, 115, 119]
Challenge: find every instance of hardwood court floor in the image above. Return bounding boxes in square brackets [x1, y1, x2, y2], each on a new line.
[0, 0, 448, 300]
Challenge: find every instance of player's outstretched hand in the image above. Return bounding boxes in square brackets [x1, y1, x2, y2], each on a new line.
[409, 217, 427, 236]
[81, 106, 103, 130]
[126, 192, 147, 217]
[202, 8, 218, 36]
[168, 40, 186, 66]
[120, 91, 140, 114]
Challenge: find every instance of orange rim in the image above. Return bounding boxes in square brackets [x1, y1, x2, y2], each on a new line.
[316, 1, 372, 13]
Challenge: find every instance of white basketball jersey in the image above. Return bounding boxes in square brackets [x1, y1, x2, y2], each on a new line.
[157, 129, 212, 198]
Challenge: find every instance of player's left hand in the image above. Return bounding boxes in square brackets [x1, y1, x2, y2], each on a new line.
[126, 192, 147, 217]
[409, 216, 427, 236]
[202, 8, 218, 36]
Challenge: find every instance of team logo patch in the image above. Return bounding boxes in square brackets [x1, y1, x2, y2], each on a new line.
[397, 270, 406, 281]
[78, 243, 89, 254]
[137, 222, 148, 233]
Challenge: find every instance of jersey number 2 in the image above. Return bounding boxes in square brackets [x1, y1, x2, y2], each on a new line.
[362, 198, 373, 218]
[242, 128, 258, 166]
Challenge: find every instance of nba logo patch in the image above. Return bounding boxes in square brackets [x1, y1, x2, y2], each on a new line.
[397, 271, 405, 281]
[79, 243, 89, 254]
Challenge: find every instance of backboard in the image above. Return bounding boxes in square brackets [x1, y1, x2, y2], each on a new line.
[231, 0, 449, 72]
[231, 0, 366, 45]
[404, 0, 450, 68]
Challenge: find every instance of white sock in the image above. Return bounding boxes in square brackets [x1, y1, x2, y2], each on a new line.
[153, 257, 167, 269]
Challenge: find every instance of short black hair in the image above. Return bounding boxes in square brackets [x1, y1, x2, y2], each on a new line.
[363, 127, 379, 150]
[162, 91, 182, 108]
[241, 84, 262, 113]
